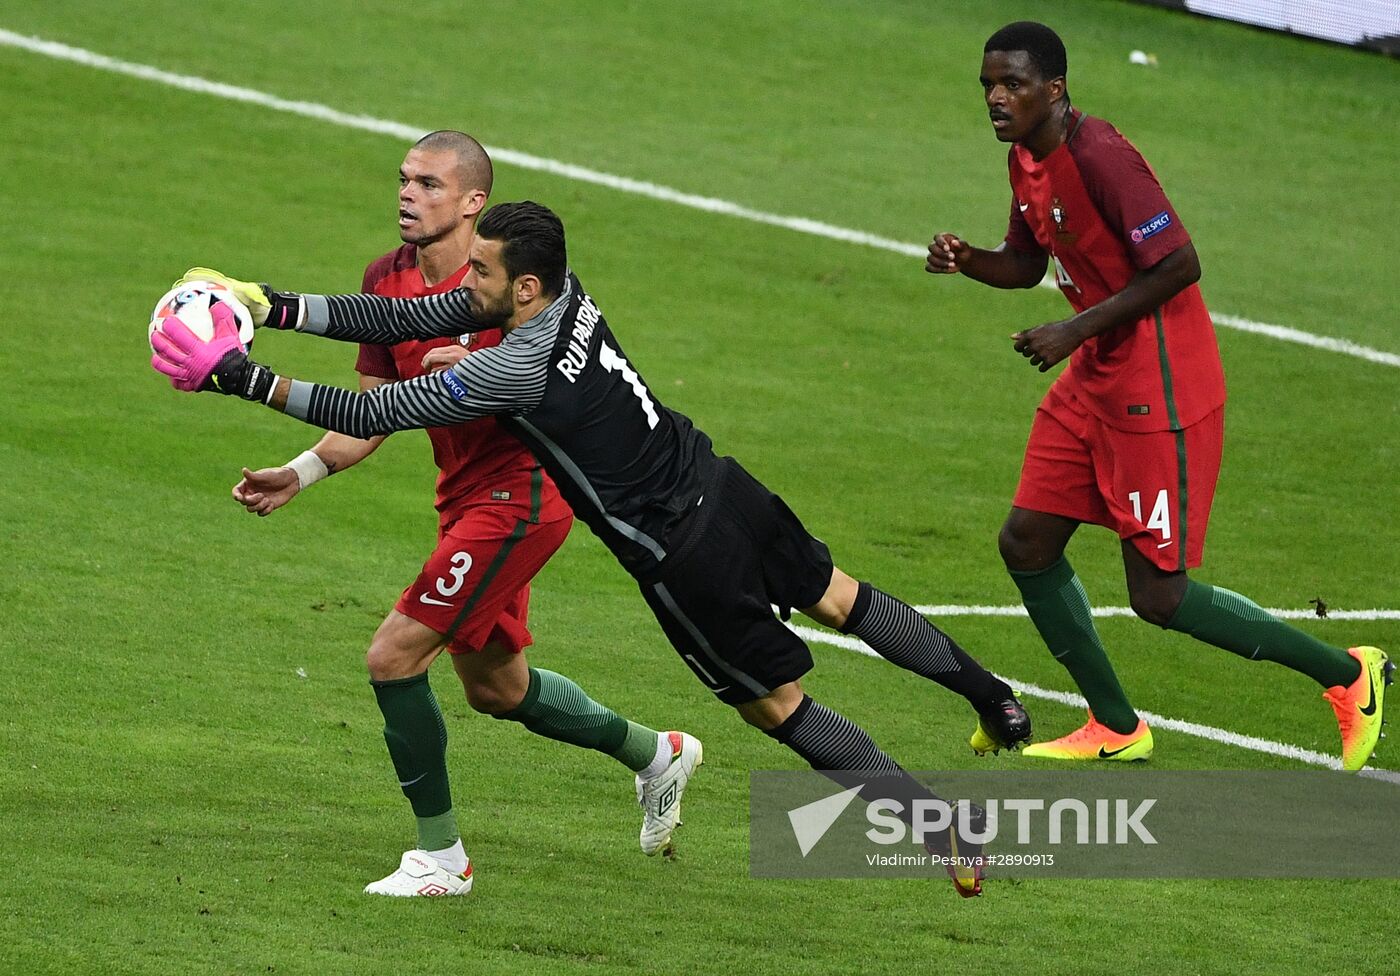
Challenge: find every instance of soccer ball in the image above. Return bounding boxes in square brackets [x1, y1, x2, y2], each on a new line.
[149, 280, 255, 350]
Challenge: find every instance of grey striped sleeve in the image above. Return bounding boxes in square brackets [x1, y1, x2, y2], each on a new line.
[299, 288, 480, 342]
[283, 332, 551, 438]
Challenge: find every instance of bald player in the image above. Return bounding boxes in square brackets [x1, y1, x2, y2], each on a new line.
[228, 132, 698, 897]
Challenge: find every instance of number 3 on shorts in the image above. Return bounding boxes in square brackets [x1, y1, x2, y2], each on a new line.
[1128, 489, 1172, 543]
[435, 551, 474, 598]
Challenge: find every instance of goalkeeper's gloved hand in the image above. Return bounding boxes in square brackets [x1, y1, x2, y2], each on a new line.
[175, 267, 301, 329]
[201, 348, 278, 400]
[150, 302, 276, 401]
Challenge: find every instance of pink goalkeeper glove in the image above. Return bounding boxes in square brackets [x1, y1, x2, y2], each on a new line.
[150, 302, 247, 392]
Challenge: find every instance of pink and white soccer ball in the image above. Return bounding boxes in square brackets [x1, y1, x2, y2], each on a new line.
[148, 280, 255, 350]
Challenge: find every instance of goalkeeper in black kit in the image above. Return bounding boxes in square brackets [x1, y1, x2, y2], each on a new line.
[151, 201, 1031, 897]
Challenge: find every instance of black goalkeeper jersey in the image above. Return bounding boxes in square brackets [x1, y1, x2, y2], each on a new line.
[286, 273, 725, 578]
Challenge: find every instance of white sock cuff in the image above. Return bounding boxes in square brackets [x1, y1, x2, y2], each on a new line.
[638, 732, 672, 779]
[426, 839, 468, 875]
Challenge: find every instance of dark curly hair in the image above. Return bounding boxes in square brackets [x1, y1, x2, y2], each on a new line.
[477, 201, 567, 299]
[985, 21, 1067, 82]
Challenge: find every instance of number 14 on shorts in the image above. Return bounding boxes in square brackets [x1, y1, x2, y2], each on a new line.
[1128, 489, 1172, 547]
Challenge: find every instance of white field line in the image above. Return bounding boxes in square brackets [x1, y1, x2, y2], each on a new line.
[1210, 312, 1400, 368]
[787, 623, 1400, 783]
[912, 604, 1400, 621]
[0, 29, 923, 258]
[3, 28, 1397, 370]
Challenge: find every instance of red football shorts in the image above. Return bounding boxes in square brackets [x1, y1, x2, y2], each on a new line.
[396, 505, 572, 654]
[1013, 384, 1223, 571]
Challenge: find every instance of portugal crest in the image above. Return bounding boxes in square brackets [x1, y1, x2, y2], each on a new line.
[1050, 197, 1077, 244]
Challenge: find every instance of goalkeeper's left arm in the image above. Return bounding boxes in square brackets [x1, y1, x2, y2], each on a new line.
[175, 268, 484, 343]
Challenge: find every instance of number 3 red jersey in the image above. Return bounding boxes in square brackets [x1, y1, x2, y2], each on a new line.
[355, 244, 571, 527]
[1003, 110, 1226, 433]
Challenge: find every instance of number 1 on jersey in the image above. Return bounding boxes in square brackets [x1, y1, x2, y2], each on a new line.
[599, 341, 659, 429]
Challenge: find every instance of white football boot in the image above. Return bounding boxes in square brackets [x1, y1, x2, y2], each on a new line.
[363, 850, 473, 897]
[636, 731, 704, 855]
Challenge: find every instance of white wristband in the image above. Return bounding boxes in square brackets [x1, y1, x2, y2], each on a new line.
[286, 450, 329, 490]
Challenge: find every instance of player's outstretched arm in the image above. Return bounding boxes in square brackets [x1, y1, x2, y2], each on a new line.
[306, 289, 483, 342]
[153, 321, 539, 438]
[296, 288, 483, 344]
[176, 268, 484, 341]
[926, 235, 1046, 289]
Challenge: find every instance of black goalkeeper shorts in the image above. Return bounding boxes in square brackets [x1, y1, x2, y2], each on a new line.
[639, 458, 834, 705]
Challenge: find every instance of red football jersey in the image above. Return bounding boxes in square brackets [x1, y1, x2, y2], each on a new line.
[355, 244, 571, 526]
[1003, 110, 1226, 433]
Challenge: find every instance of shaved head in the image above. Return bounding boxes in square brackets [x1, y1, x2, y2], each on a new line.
[413, 129, 493, 195]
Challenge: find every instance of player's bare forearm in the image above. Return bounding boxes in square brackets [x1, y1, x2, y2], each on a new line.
[268, 376, 293, 412]
[958, 245, 1047, 290]
[1063, 242, 1202, 342]
[1011, 243, 1203, 371]
[306, 430, 385, 475]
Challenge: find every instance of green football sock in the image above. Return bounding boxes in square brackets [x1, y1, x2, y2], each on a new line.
[1165, 581, 1360, 688]
[496, 668, 661, 773]
[1010, 557, 1139, 734]
[371, 673, 459, 852]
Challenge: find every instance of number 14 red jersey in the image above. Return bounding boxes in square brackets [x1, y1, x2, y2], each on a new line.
[1003, 110, 1226, 433]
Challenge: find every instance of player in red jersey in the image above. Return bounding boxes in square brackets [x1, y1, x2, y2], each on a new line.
[925, 22, 1389, 768]
[230, 131, 699, 895]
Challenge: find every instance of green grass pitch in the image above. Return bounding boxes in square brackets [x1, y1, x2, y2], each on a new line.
[1, 1, 1397, 973]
